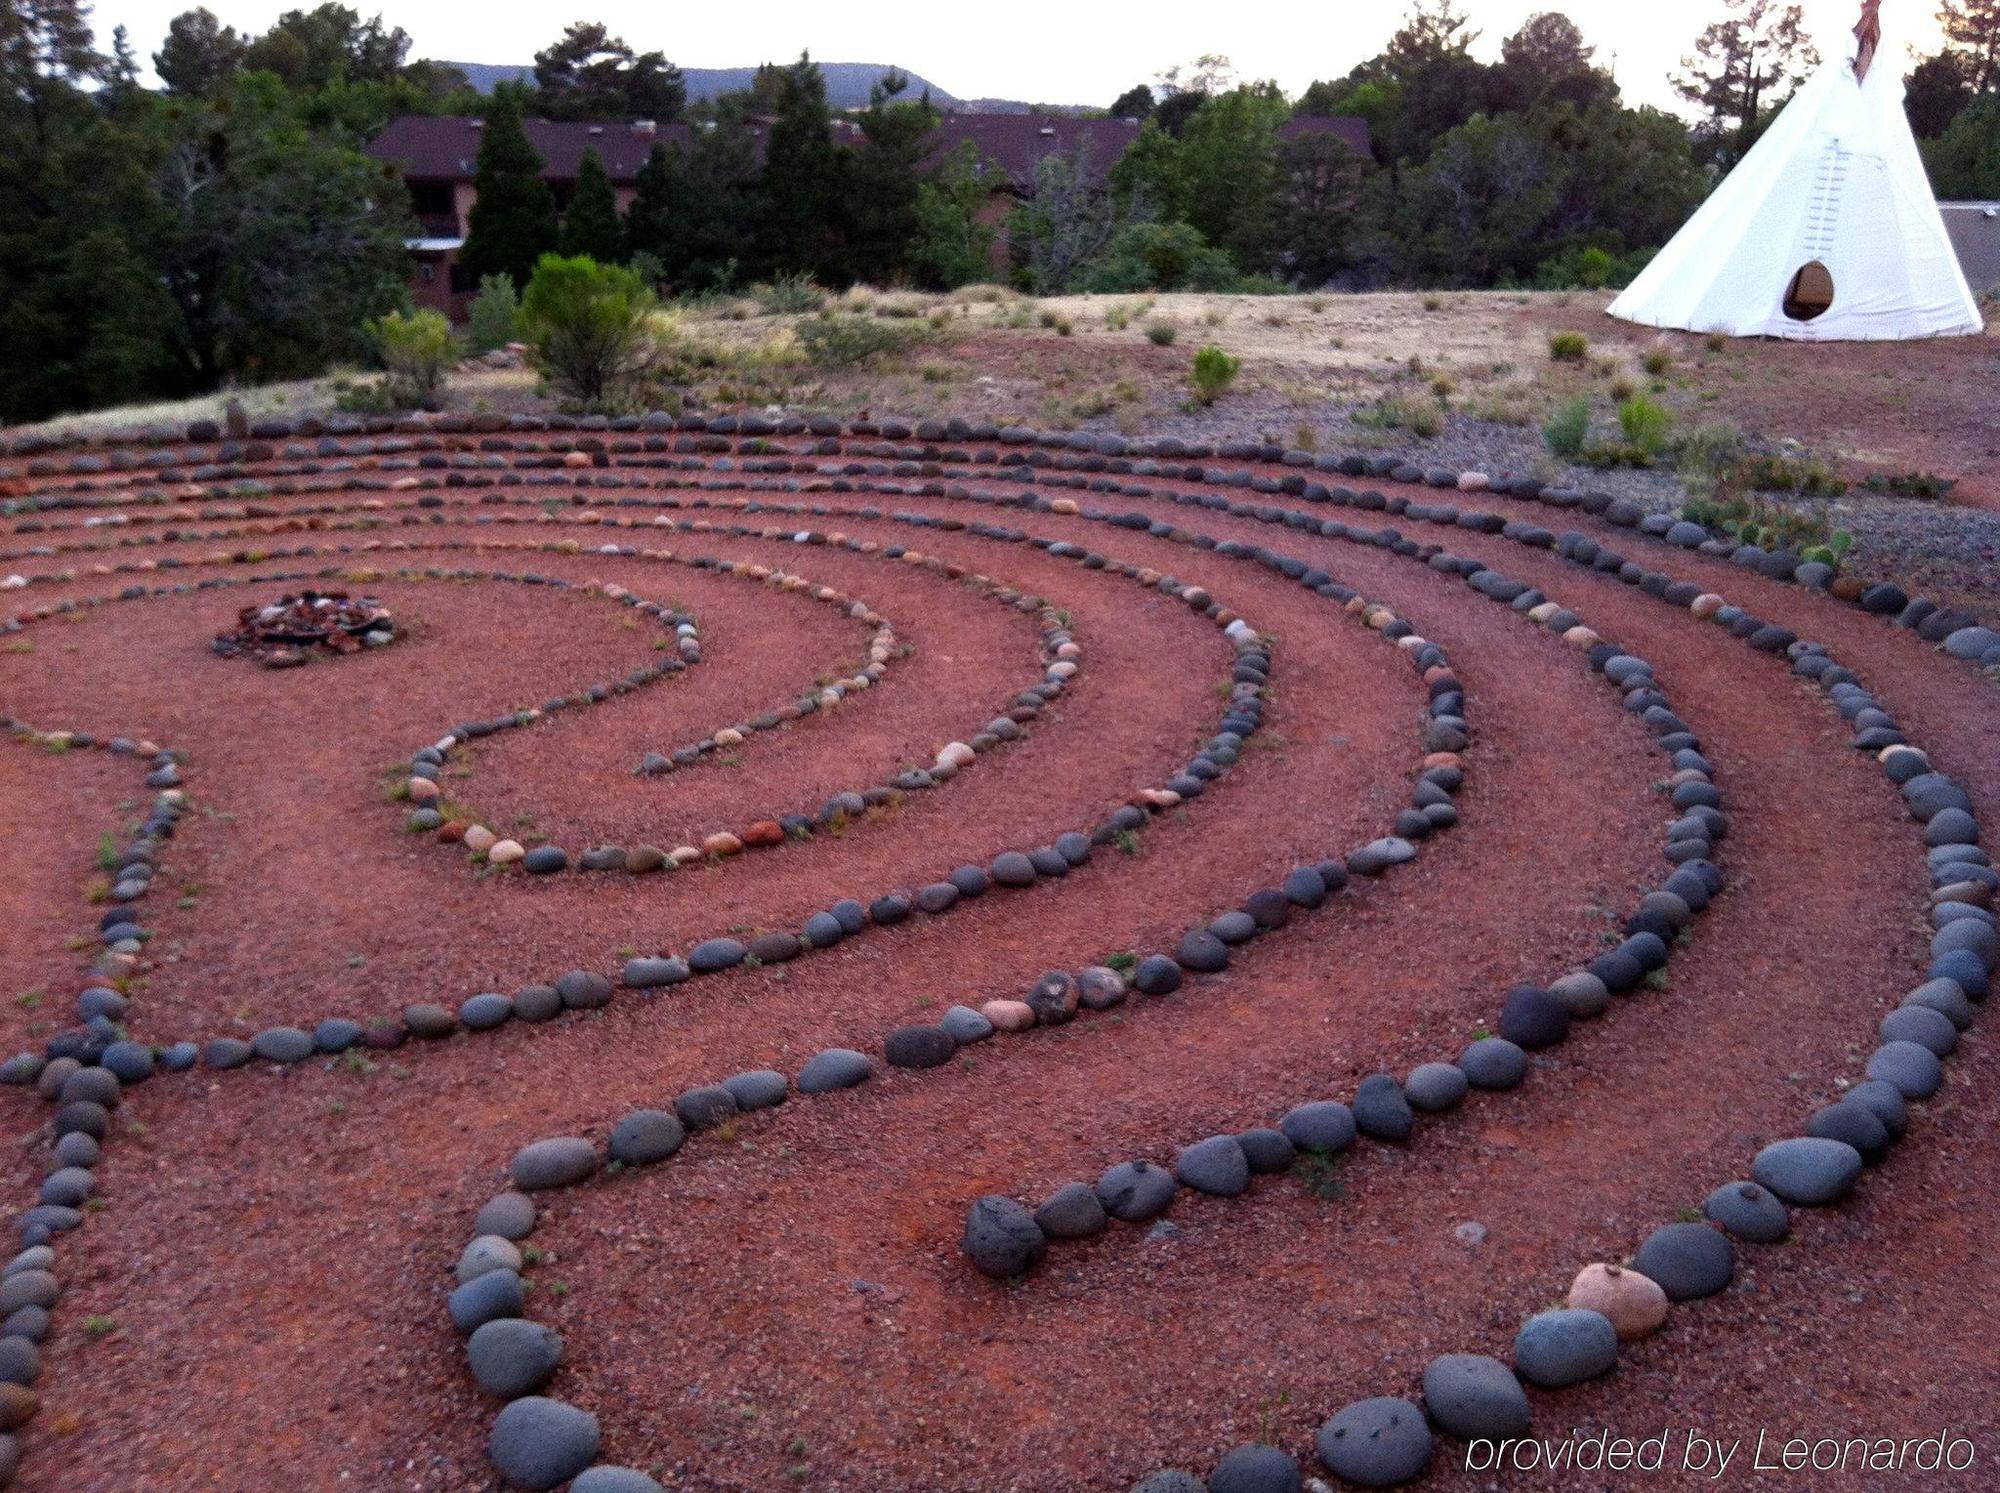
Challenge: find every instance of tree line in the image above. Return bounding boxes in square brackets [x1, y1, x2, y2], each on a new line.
[454, 56, 992, 300]
[3, 0, 1997, 426]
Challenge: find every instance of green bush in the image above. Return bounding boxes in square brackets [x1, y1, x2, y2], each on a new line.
[1085, 222, 1241, 294]
[1146, 322, 1179, 346]
[466, 274, 520, 355]
[1548, 331, 1589, 363]
[1617, 395, 1673, 460]
[1534, 245, 1657, 291]
[368, 308, 454, 408]
[794, 314, 926, 367]
[519, 254, 659, 409]
[1190, 345, 1241, 407]
[1543, 396, 1591, 458]
[756, 273, 826, 315]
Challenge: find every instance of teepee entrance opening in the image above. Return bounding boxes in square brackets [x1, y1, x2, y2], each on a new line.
[1783, 261, 1836, 321]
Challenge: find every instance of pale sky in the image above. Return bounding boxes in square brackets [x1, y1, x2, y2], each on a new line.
[96, 0, 1946, 113]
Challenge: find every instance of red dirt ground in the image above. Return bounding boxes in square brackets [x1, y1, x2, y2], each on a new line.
[0, 426, 1996, 1493]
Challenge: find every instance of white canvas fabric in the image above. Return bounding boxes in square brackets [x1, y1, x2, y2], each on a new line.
[1610, 24, 1983, 342]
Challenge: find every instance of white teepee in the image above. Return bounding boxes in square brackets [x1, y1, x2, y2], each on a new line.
[1609, 2, 1983, 341]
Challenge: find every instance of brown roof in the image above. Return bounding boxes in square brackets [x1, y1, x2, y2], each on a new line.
[925, 113, 1142, 193]
[367, 115, 696, 182]
[368, 108, 1372, 191]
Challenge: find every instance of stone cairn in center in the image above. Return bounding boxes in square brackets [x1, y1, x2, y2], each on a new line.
[211, 590, 394, 668]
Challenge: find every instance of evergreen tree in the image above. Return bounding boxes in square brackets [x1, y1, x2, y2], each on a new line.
[841, 73, 937, 284]
[1906, 52, 1973, 138]
[559, 146, 624, 262]
[1274, 130, 1368, 285]
[154, 9, 247, 97]
[1923, 93, 2000, 197]
[1108, 118, 1183, 219]
[1673, 0, 1819, 166]
[755, 54, 842, 279]
[624, 102, 758, 290]
[1374, 0, 1495, 162]
[533, 22, 684, 121]
[1175, 87, 1288, 271]
[907, 141, 994, 288]
[241, 5, 410, 90]
[1938, 0, 2000, 92]
[151, 73, 412, 387]
[1494, 13, 1617, 113]
[1108, 84, 1154, 120]
[459, 84, 559, 291]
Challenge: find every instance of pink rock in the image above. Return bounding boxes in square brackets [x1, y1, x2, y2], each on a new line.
[487, 839, 525, 865]
[1568, 1262, 1668, 1340]
[463, 825, 497, 854]
[981, 999, 1036, 1033]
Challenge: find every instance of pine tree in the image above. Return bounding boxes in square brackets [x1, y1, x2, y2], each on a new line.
[459, 84, 559, 291]
[624, 104, 759, 290]
[1938, 0, 2000, 91]
[840, 74, 936, 284]
[755, 54, 843, 279]
[1673, 0, 1819, 166]
[559, 146, 623, 262]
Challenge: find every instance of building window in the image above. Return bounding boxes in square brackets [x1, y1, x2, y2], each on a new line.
[420, 262, 436, 282]
[449, 262, 474, 295]
[408, 180, 454, 216]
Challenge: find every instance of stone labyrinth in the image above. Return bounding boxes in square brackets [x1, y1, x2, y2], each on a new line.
[1, 410, 1997, 1492]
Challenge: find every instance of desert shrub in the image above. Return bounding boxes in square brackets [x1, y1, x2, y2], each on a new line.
[1354, 395, 1444, 439]
[1543, 397, 1592, 458]
[1738, 452, 1847, 497]
[755, 273, 825, 316]
[1862, 472, 1956, 501]
[519, 254, 659, 409]
[1190, 345, 1241, 406]
[466, 275, 520, 355]
[1617, 395, 1674, 460]
[794, 313, 926, 367]
[1682, 493, 1846, 556]
[1675, 421, 1742, 484]
[1146, 322, 1179, 346]
[368, 308, 454, 408]
[1548, 331, 1589, 362]
[1641, 348, 1672, 377]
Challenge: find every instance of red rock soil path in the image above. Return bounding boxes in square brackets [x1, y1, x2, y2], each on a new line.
[0, 439, 1994, 1491]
